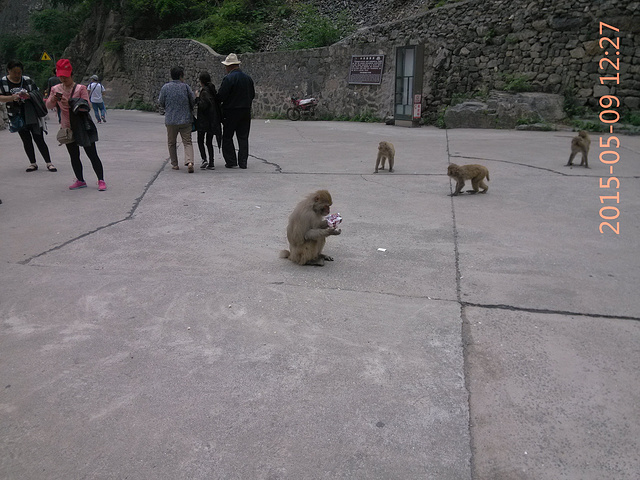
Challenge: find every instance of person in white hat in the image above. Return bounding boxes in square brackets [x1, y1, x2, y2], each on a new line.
[217, 53, 255, 169]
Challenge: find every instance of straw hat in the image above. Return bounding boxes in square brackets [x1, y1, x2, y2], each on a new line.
[221, 53, 241, 66]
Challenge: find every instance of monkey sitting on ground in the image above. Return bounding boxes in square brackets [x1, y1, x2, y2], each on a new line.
[565, 130, 590, 168]
[374, 141, 395, 173]
[280, 189, 341, 266]
[447, 163, 490, 196]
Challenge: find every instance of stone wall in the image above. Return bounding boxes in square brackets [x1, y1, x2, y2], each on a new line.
[110, 0, 639, 121]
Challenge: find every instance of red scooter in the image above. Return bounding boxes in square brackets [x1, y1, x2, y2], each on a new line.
[287, 96, 318, 121]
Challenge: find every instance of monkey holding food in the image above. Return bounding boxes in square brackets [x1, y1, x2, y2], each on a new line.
[447, 163, 490, 196]
[280, 189, 341, 266]
[565, 130, 590, 168]
[374, 141, 395, 173]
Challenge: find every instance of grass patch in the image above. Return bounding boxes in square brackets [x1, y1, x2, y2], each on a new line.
[503, 74, 532, 92]
[114, 99, 156, 111]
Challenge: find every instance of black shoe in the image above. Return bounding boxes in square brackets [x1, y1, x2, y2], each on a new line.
[225, 164, 237, 168]
[239, 165, 247, 169]
[200, 159, 208, 169]
[206, 163, 215, 170]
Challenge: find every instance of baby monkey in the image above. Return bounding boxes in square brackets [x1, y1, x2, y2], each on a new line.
[565, 130, 590, 168]
[447, 163, 490, 196]
[374, 141, 395, 173]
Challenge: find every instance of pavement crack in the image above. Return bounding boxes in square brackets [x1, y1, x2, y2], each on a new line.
[451, 155, 640, 179]
[18, 159, 169, 265]
[446, 128, 475, 478]
[251, 153, 282, 172]
[460, 301, 640, 322]
[451, 154, 572, 176]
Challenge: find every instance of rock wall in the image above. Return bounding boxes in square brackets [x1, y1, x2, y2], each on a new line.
[4, 0, 638, 129]
[104, 0, 639, 121]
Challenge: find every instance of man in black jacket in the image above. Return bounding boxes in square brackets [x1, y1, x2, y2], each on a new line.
[217, 53, 255, 169]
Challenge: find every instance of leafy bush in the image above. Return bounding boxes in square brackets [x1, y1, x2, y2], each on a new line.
[284, 4, 354, 50]
[104, 39, 124, 52]
[570, 119, 607, 132]
[0, 6, 86, 88]
[503, 74, 532, 92]
[563, 89, 587, 118]
[623, 111, 640, 126]
[196, 1, 259, 55]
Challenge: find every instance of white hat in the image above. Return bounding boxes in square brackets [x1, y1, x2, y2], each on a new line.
[221, 53, 241, 66]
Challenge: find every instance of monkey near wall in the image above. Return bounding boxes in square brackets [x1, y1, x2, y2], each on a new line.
[280, 190, 342, 266]
[566, 131, 591, 168]
[447, 163, 490, 196]
[374, 141, 395, 173]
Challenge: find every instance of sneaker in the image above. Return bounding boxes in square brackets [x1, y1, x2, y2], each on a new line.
[98, 180, 107, 191]
[206, 163, 215, 170]
[187, 163, 194, 173]
[171, 165, 179, 170]
[97, 119, 102, 124]
[69, 180, 87, 190]
[200, 159, 208, 169]
[102, 117, 106, 123]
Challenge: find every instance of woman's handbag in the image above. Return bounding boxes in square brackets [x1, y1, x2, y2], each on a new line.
[8, 114, 24, 132]
[56, 127, 74, 145]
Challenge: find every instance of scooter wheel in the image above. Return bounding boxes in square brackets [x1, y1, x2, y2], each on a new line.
[287, 107, 301, 121]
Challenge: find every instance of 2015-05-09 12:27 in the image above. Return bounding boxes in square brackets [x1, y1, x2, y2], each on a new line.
[597, 22, 622, 235]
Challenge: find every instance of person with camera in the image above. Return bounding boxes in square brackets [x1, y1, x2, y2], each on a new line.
[0, 60, 56, 173]
[46, 59, 107, 191]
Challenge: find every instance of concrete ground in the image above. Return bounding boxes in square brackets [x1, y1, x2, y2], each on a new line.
[0, 110, 638, 480]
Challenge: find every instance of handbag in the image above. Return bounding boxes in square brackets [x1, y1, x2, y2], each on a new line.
[55, 84, 79, 145]
[8, 114, 25, 132]
[56, 127, 74, 145]
[185, 83, 196, 131]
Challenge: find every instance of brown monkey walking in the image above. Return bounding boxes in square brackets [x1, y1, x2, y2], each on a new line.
[447, 163, 490, 196]
[280, 189, 342, 266]
[566, 131, 591, 168]
[374, 141, 395, 173]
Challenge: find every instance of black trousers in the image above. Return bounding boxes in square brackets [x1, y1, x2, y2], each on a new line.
[222, 109, 251, 168]
[197, 130, 215, 164]
[66, 142, 104, 182]
[18, 126, 51, 164]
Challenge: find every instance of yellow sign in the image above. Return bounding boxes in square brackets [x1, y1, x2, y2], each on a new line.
[41, 52, 51, 61]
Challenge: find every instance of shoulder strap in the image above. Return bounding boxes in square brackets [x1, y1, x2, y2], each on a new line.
[185, 83, 194, 110]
